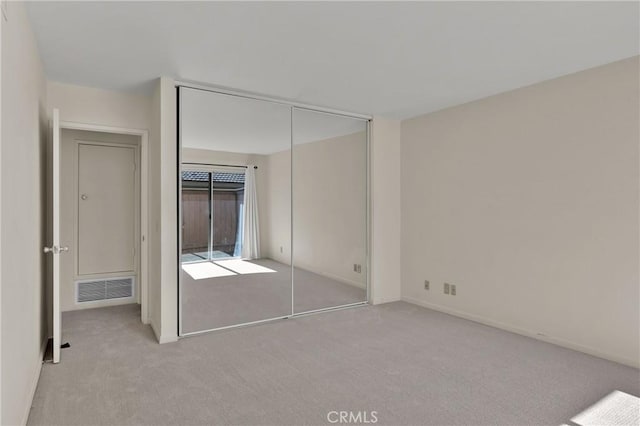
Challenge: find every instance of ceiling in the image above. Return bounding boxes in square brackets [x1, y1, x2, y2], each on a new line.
[26, 1, 639, 119]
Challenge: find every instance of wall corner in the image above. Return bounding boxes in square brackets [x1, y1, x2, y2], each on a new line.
[369, 116, 402, 305]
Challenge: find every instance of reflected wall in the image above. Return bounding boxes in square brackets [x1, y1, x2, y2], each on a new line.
[292, 109, 368, 313]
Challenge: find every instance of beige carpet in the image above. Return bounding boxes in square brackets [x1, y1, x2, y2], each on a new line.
[28, 302, 639, 426]
[181, 258, 366, 333]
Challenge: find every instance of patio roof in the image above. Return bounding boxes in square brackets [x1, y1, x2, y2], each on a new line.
[182, 170, 245, 184]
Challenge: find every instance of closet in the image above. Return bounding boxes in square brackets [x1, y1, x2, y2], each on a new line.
[178, 86, 369, 334]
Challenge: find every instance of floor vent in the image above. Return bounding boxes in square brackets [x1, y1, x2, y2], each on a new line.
[76, 277, 134, 303]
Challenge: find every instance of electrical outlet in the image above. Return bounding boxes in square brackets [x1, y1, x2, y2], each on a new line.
[280, 246, 283, 253]
[444, 283, 450, 294]
[357, 264, 362, 273]
[451, 284, 456, 296]
[424, 280, 430, 290]
[354, 264, 358, 272]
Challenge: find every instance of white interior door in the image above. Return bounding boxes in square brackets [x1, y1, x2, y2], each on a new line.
[45, 108, 67, 363]
[77, 143, 136, 276]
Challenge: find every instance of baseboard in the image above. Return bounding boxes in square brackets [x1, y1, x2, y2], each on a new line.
[150, 317, 161, 343]
[158, 334, 178, 344]
[149, 318, 178, 344]
[402, 296, 639, 369]
[21, 337, 48, 425]
[371, 295, 402, 305]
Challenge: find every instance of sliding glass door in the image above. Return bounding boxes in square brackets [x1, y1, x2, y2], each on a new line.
[181, 171, 211, 262]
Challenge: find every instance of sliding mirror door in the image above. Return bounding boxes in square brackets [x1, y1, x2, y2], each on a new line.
[292, 108, 368, 313]
[179, 88, 292, 334]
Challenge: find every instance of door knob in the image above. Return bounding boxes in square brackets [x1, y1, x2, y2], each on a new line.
[43, 246, 69, 254]
[81, 194, 88, 200]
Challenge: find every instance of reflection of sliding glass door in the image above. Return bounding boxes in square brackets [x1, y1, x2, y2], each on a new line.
[181, 169, 245, 263]
[181, 171, 212, 262]
[211, 174, 244, 259]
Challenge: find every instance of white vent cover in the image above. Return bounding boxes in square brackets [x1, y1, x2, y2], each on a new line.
[76, 277, 134, 303]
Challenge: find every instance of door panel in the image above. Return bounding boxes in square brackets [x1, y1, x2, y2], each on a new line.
[212, 190, 240, 256]
[179, 87, 292, 334]
[78, 144, 136, 275]
[51, 109, 61, 363]
[182, 189, 210, 253]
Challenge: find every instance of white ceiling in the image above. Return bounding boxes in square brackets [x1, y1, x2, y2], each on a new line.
[27, 1, 639, 119]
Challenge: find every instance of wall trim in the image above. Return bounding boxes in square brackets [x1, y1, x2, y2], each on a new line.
[150, 318, 161, 342]
[21, 338, 47, 425]
[150, 318, 177, 344]
[372, 295, 402, 305]
[158, 334, 179, 344]
[402, 296, 639, 369]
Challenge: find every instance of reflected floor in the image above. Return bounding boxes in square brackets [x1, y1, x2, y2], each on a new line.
[181, 258, 366, 333]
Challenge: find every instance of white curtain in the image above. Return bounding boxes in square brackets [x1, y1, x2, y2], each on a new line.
[241, 166, 260, 259]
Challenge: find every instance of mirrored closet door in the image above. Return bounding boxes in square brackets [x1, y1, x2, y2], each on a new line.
[179, 88, 292, 334]
[292, 108, 368, 313]
[179, 86, 369, 335]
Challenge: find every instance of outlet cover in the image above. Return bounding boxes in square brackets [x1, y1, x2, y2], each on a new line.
[451, 285, 457, 296]
[424, 280, 429, 290]
[444, 283, 450, 294]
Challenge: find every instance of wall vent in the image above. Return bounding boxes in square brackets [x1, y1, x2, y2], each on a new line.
[76, 277, 134, 303]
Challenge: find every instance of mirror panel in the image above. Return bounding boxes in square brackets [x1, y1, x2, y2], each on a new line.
[292, 108, 368, 313]
[179, 88, 292, 333]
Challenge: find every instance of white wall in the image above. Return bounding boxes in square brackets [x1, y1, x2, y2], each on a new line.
[148, 80, 162, 341]
[155, 77, 178, 343]
[401, 57, 640, 367]
[47, 81, 150, 130]
[370, 117, 402, 304]
[1, 3, 48, 424]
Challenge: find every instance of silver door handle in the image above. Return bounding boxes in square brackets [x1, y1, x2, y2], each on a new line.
[43, 246, 69, 254]
[81, 194, 88, 200]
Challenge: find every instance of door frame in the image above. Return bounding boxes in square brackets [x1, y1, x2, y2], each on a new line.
[59, 121, 150, 324]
